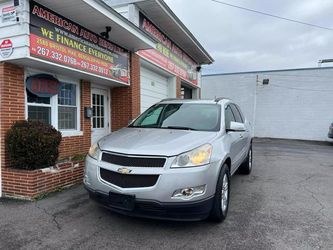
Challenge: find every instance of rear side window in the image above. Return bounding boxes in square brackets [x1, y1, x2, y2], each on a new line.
[230, 104, 243, 123]
[225, 106, 235, 129]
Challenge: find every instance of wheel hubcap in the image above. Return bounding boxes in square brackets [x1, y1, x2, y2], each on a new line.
[221, 174, 229, 214]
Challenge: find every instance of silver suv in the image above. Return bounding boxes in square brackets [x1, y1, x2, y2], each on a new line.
[84, 98, 252, 222]
[329, 122, 333, 139]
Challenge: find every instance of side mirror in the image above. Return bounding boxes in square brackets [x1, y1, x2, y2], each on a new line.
[228, 121, 245, 132]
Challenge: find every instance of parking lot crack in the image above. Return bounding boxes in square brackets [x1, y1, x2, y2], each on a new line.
[296, 176, 332, 222]
[304, 186, 325, 213]
[35, 202, 61, 230]
[302, 185, 332, 223]
[295, 175, 313, 185]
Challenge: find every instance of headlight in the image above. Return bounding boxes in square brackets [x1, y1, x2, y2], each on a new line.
[171, 144, 212, 168]
[88, 143, 101, 160]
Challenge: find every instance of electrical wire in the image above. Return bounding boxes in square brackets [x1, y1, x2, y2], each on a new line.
[211, 0, 333, 31]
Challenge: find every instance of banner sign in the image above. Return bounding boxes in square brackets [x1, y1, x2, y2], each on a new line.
[137, 13, 198, 86]
[2, 6, 16, 23]
[29, 1, 130, 84]
[26, 74, 62, 98]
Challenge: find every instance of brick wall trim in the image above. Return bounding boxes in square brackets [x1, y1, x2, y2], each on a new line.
[2, 160, 84, 199]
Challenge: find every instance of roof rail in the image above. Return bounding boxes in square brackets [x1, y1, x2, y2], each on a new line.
[160, 98, 181, 102]
[214, 97, 227, 102]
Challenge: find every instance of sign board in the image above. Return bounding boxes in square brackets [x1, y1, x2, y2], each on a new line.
[2, 6, 16, 23]
[29, 1, 130, 84]
[26, 74, 62, 98]
[0, 39, 13, 58]
[137, 13, 198, 86]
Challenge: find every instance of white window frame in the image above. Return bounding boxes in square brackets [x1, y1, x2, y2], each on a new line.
[25, 69, 82, 137]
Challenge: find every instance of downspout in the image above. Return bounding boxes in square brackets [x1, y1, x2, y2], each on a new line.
[252, 75, 258, 137]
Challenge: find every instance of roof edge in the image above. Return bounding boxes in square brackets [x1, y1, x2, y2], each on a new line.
[202, 66, 333, 77]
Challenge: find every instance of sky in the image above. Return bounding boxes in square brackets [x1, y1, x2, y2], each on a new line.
[164, 0, 333, 75]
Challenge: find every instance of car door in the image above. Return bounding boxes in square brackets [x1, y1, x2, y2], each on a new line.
[225, 105, 243, 173]
[230, 104, 249, 160]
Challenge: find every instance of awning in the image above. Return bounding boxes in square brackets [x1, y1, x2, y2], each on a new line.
[35, 0, 156, 51]
[4, 0, 158, 86]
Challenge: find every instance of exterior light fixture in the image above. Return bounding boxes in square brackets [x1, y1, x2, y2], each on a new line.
[100, 26, 112, 39]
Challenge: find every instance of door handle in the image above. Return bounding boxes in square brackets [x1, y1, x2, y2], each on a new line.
[239, 134, 243, 138]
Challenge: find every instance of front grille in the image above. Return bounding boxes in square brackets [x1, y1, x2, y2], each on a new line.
[101, 152, 166, 168]
[100, 168, 159, 188]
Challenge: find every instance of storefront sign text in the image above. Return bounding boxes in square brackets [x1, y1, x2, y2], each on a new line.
[29, 1, 130, 84]
[137, 13, 198, 86]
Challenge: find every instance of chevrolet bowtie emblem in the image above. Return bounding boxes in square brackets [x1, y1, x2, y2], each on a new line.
[117, 167, 132, 174]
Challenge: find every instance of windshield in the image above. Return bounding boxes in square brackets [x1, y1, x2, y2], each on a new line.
[130, 103, 221, 131]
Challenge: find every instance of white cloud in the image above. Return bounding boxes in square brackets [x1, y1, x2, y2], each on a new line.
[165, 0, 333, 73]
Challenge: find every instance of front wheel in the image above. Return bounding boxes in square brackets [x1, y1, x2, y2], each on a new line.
[209, 164, 230, 222]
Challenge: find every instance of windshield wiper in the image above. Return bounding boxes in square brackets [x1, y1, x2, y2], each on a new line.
[165, 126, 197, 131]
[129, 125, 160, 128]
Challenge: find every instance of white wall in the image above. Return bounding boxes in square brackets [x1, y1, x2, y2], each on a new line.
[0, 0, 29, 62]
[202, 68, 333, 141]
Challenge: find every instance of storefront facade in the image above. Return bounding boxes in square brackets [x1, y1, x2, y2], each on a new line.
[0, 0, 155, 198]
[0, 0, 213, 199]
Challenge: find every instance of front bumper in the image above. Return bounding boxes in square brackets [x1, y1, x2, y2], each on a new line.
[85, 186, 214, 221]
[84, 155, 221, 203]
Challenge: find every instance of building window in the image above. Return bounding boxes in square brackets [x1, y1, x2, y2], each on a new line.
[27, 90, 52, 124]
[58, 84, 77, 130]
[26, 76, 80, 136]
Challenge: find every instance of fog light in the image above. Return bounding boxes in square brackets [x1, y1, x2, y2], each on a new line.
[182, 188, 193, 196]
[172, 185, 206, 200]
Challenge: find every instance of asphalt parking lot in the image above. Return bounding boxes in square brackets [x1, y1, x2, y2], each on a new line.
[0, 139, 332, 250]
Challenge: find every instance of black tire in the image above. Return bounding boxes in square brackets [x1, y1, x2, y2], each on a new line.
[209, 163, 230, 222]
[238, 144, 253, 175]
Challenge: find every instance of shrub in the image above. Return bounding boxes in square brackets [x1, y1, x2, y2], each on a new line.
[6, 120, 62, 170]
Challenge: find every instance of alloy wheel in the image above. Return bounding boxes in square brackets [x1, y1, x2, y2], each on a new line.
[249, 148, 253, 170]
[221, 174, 229, 214]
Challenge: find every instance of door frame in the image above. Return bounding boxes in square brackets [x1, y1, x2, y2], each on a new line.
[91, 84, 111, 144]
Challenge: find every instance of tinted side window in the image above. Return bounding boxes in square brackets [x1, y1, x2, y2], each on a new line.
[230, 104, 243, 123]
[225, 106, 236, 129]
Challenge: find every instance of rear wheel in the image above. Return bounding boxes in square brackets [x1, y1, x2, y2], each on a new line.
[209, 163, 230, 222]
[239, 144, 253, 175]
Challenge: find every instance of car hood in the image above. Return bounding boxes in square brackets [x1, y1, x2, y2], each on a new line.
[98, 128, 219, 157]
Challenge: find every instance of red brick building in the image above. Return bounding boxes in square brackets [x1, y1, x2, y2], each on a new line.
[0, 0, 213, 199]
